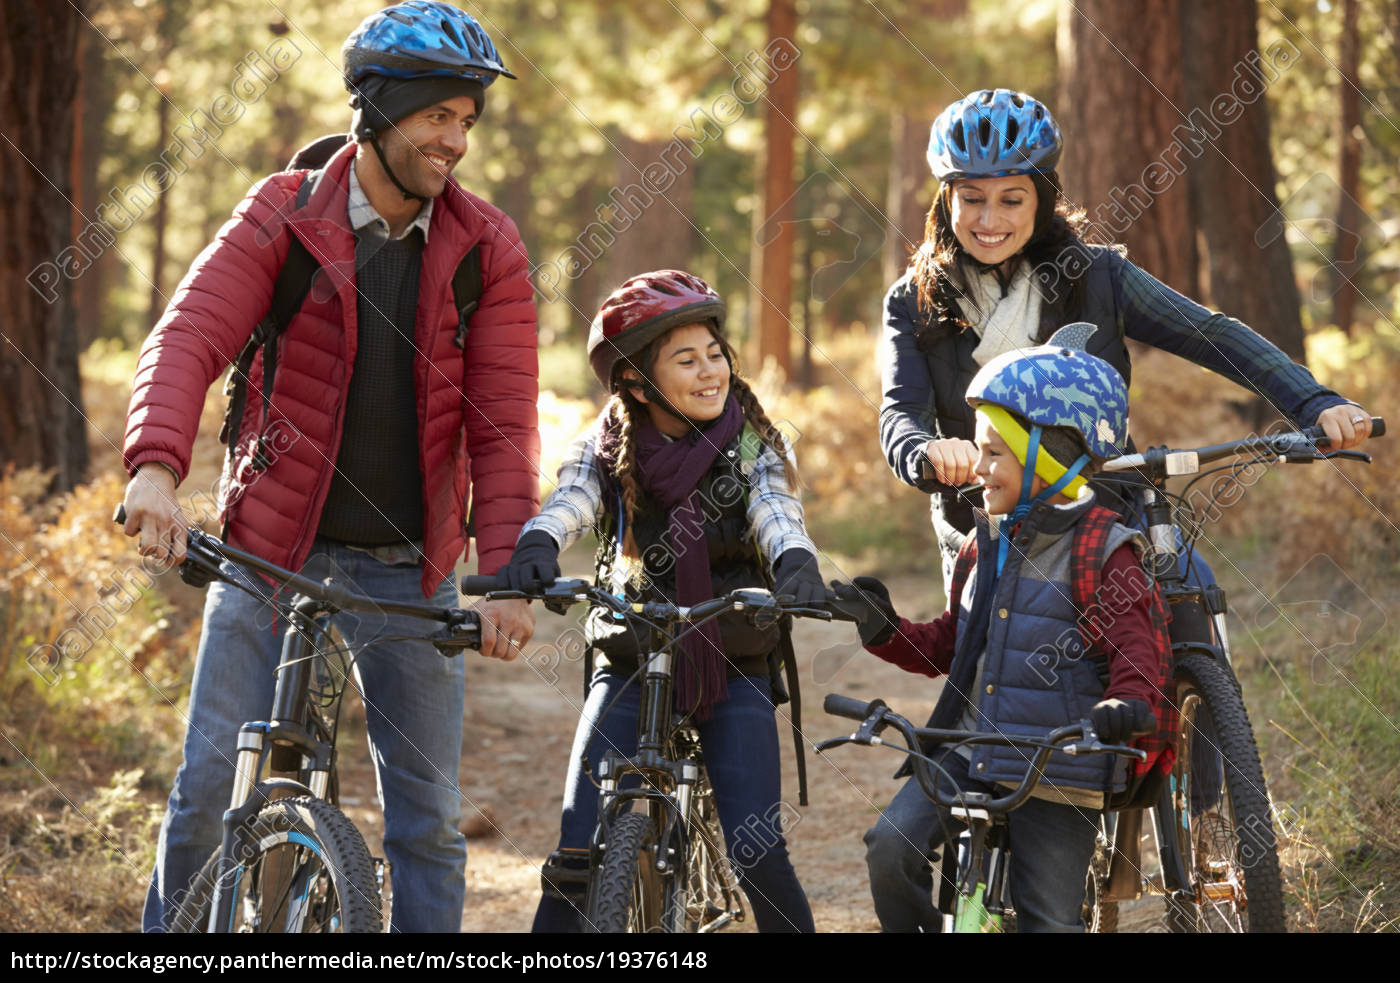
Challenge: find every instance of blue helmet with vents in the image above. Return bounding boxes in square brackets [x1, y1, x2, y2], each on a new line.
[342, 1, 516, 90]
[927, 89, 1062, 183]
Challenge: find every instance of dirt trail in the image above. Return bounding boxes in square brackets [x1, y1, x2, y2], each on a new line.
[336, 569, 1164, 933]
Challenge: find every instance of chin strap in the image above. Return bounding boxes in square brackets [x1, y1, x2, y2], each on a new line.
[995, 424, 1091, 576]
[368, 134, 426, 202]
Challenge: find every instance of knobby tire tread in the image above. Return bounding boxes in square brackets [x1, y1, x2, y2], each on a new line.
[1169, 653, 1286, 933]
[583, 813, 661, 934]
[170, 795, 381, 933]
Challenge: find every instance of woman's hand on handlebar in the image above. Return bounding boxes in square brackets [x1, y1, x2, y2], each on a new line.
[496, 530, 562, 592]
[121, 464, 188, 565]
[1315, 402, 1375, 451]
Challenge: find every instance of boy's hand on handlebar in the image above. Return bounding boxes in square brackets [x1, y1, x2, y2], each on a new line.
[829, 577, 899, 647]
[773, 548, 825, 606]
[121, 464, 188, 565]
[496, 530, 561, 592]
[1090, 698, 1154, 744]
[476, 598, 534, 661]
[1315, 403, 1374, 451]
[921, 437, 979, 487]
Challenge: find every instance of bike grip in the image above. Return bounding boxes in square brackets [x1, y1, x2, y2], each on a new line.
[459, 575, 499, 597]
[113, 504, 127, 525]
[1371, 416, 1386, 438]
[824, 693, 885, 721]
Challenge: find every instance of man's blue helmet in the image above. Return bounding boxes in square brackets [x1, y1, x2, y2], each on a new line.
[965, 327, 1130, 462]
[927, 89, 1062, 183]
[342, 1, 516, 90]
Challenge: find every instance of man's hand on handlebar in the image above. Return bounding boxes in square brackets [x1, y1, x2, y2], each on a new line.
[121, 464, 188, 566]
[475, 598, 535, 662]
[1315, 403, 1375, 451]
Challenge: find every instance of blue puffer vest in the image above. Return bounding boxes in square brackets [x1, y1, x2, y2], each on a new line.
[930, 493, 1141, 795]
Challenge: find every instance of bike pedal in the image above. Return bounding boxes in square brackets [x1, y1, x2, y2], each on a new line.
[540, 848, 591, 904]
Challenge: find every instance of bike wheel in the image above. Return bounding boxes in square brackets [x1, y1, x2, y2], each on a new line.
[583, 812, 671, 933]
[1163, 652, 1285, 933]
[171, 796, 382, 933]
[666, 783, 745, 932]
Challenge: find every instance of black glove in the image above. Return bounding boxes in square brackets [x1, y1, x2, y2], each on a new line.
[830, 576, 899, 647]
[1090, 698, 1155, 744]
[497, 530, 561, 592]
[772, 548, 825, 607]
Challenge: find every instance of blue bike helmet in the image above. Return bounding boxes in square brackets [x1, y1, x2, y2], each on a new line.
[966, 324, 1128, 568]
[343, 1, 515, 90]
[927, 89, 1063, 182]
[966, 326, 1129, 461]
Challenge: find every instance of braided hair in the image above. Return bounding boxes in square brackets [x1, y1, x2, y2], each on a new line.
[604, 324, 801, 561]
[908, 171, 1097, 351]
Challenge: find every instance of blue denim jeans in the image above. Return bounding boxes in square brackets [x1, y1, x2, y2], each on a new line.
[864, 748, 1100, 933]
[532, 671, 813, 933]
[142, 541, 466, 933]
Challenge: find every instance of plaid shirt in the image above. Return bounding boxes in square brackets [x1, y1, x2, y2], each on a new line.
[522, 417, 817, 568]
[347, 162, 433, 243]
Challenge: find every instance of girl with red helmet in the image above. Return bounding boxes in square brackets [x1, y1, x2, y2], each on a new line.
[499, 270, 824, 933]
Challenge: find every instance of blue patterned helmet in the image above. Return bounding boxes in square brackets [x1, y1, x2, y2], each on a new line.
[927, 89, 1062, 182]
[342, 2, 516, 90]
[965, 339, 1129, 461]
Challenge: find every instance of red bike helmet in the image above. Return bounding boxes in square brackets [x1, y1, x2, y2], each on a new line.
[587, 270, 727, 390]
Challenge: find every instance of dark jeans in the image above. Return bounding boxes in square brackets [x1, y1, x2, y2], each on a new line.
[864, 749, 1100, 933]
[533, 671, 813, 933]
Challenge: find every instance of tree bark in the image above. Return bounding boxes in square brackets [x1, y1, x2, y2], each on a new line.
[1179, 0, 1307, 360]
[1058, 0, 1198, 298]
[601, 131, 695, 297]
[147, 93, 172, 331]
[750, 0, 799, 377]
[0, 1, 89, 491]
[1332, 0, 1362, 336]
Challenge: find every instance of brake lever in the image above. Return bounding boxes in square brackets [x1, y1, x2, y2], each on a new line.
[1321, 449, 1372, 464]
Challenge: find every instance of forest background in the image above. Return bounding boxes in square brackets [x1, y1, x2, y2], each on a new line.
[0, 0, 1397, 932]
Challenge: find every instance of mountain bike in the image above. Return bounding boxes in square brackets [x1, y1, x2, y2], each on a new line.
[1088, 415, 1385, 933]
[115, 507, 482, 933]
[460, 575, 845, 933]
[819, 694, 1145, 932]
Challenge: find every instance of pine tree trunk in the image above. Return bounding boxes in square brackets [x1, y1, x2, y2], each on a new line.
[602, 132, 695, 294]
[0, 1, 89, 491]
[1180, 0, 1307, 360]
[1332, 0, 1362, 336]
[1058, 0, 1198, 298]
[751, 0, 799, 377]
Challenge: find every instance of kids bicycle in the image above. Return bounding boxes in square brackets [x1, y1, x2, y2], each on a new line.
[115, 507, 483, 933]
[460, 575, 846, 933]
[1085, 415, 1386, 933]
[819, 694, 1145, 932]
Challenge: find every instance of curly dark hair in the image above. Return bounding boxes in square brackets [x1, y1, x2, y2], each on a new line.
[907, 171, 1099, 351]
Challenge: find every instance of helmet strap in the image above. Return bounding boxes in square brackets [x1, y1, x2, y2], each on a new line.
[994, 427, 1090, 576]
[369, 133, 427, 202]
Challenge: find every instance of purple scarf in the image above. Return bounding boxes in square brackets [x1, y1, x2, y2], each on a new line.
[622, 396, 745, 720]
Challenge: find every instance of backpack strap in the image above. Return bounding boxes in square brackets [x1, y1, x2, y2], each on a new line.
[452, 244, 483, 349]
[1070, 504, 1120, 685]
[218, 172, 322, 471]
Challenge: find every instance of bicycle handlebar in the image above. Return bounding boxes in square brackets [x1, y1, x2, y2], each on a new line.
[819, 693, 1145, 816]
[112, 505, 481, 654]
[1102, 416, 1385, 476]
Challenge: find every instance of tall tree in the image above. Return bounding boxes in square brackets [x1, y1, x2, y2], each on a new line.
[1057, 0, 1198, 298]
[0, 1, 89, 491]
[1181, 0, 1307, 359]
[1332, 0, 1362, 336]
[751, 0, 800, 376]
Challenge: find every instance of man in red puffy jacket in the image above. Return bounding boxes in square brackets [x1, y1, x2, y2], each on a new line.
[120, 3, 540, 932]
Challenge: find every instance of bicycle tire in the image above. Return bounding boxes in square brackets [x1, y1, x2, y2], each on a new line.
[582, 812, 670, 933]
[667, 783, 745, 932]
[171, 795, 382, 933]
[1163, 652, 1285, 933]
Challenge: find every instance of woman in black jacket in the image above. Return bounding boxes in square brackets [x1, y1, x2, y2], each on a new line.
[880, 88, 1373, 587]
